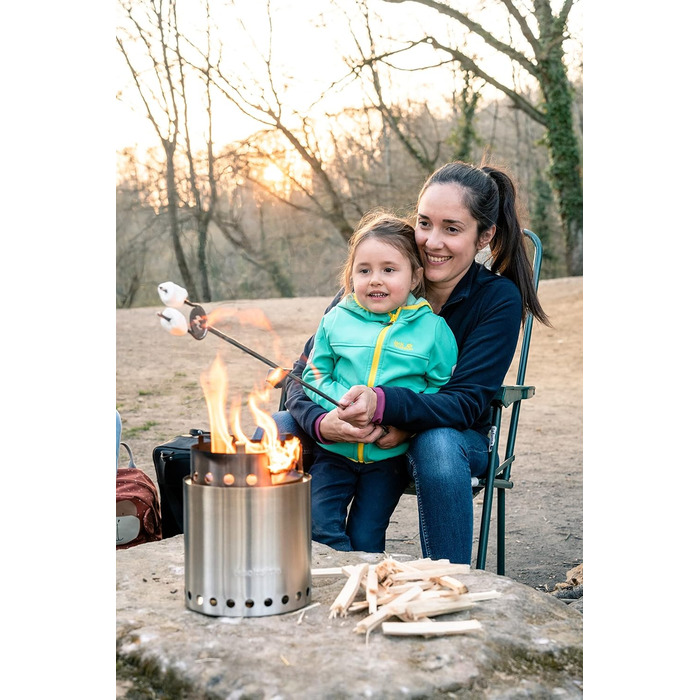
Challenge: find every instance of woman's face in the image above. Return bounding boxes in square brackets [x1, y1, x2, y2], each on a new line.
[414, 183, 494, 293]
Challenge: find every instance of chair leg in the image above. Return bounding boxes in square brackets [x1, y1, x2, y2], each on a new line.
[497, 486, 506, 575]
[476, 415, 501, 570]
[475, 484, 493, 570]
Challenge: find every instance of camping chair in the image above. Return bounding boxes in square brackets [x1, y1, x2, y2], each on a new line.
[272, 229, 542, 576]
[473, 229, 542, 575]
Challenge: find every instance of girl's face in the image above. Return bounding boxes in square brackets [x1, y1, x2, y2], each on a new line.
[351, 238, 421, 314]
[415, 183, 495, 293]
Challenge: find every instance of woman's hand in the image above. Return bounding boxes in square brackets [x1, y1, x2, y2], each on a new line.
[318, 409, 385, 444]
[375, 426, 412, 450]
[337, 385, 377, 428]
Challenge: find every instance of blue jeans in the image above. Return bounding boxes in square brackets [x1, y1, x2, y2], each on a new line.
[308, 448, 408, 552]
[260, 411, 408, 552]
[407, 428, 490, 565]
[261, 413, 489, 561]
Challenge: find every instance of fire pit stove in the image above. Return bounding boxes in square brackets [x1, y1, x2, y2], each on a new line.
[184, 437, 312, 618]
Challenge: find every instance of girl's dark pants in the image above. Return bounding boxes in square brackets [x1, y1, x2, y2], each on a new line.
[308, 446, 409, 552]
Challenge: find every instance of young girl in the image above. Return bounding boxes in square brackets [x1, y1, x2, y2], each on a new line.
[301, 211, 458, 553]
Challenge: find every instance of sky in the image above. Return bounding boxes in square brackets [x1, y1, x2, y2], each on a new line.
[115, 0, 583, 153]
[4, 0, 700, 694]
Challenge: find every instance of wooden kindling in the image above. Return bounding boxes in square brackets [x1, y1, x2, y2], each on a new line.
[315, 556, 501, 639]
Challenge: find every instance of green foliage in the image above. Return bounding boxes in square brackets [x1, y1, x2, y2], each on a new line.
[449, 71, 482, 163]
[123, 421, 158, 439]
[530, 175, 555, 262]
[116, 654, 201, 700]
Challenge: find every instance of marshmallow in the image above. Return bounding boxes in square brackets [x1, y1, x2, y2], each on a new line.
[157, 281, 189, 308]
[158, 308, 189, 336]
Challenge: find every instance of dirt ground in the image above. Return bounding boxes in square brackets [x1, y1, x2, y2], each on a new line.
[116, 276, 582, 592]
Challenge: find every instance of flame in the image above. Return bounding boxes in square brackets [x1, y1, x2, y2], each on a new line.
[206, 307, 285, 364]
[267, 366, 289, 388]
[200, 356, 234, 453]
[200, 354, 300, 473]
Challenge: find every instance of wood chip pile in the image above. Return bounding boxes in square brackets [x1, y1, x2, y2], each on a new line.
[312, 557, 501, 639]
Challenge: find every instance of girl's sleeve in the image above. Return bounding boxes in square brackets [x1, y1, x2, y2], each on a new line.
[422, 319, 458, 393]
[301, 314, 353, 412]
[284, 292, 343, 438]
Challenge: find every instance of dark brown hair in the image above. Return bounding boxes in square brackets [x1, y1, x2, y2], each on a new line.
[418, 161, 550, 325]
[341, 210, 425, 300]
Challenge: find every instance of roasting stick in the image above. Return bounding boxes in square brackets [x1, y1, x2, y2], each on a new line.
[202, 325, 343, 408]
[189, 304, 343, 408]
[156, 281, 344, 407]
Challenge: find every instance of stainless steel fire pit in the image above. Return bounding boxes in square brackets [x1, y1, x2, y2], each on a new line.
[184, 442, 312, 618]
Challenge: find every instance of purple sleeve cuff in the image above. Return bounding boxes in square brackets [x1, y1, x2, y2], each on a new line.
[372, 387, 385, 424]
[314, 413, 332, 443]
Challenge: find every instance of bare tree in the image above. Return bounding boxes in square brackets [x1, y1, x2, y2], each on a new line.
[117, 0, 201, 297]
[119, 0, 300, 300]
[180, 0, 363, 241]
[363, 0, 583, 275]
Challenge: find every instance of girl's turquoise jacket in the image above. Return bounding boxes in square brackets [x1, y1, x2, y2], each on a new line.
[301, 292, 457, 462]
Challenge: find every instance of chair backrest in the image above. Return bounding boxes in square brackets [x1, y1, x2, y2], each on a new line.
[517, 229, 543, 383]
[474, 229, 543, 573]
[498, 229, 542, 482]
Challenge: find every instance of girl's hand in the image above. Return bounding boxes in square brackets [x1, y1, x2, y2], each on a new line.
[375, 426, 411, 450]
[318, 409, 385, 443]
[337, 385, 377, 428]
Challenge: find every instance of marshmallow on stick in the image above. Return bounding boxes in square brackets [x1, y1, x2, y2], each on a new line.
[157, 308, 189, 336]
[158, 281, 189, 308]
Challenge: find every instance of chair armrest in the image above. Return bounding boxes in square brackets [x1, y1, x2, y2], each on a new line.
[492, 385, 535, 408]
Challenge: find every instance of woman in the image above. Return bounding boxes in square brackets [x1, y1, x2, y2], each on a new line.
[280, 160, 550, 565]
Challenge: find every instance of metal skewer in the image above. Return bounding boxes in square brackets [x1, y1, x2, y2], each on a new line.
[187, 304, 342, 408]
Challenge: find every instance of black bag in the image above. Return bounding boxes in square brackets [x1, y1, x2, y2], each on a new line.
[152, 429, 209, 539]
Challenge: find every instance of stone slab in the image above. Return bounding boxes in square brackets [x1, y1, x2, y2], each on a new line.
[117, 536, 583, 698]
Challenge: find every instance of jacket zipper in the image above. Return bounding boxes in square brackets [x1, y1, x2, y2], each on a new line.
[357, 309, 401, 462]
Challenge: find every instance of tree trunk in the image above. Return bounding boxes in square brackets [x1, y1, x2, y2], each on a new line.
[197, 217, 212, 302]
[535, 7, 583, 276]
[165, 142, 198, 298]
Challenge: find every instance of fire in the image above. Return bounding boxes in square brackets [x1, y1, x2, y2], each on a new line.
[200, 355, 301, 473]
[266, 366, 288, 388]
[207, 307, 283, 361]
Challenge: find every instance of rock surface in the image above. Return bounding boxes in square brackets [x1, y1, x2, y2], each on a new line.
[117, 536, 583, 698]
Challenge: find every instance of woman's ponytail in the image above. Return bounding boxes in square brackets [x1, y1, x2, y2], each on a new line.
[483, 166, 551, 327]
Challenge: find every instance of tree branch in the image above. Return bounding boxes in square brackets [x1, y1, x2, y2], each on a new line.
[380, 0, 537, 76]
[426, 36, 546, 125]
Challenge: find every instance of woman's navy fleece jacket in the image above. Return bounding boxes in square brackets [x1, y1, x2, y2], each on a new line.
[285, 261, 522, 438]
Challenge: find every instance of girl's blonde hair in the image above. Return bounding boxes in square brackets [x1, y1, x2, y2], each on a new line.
[340, 209, 425, 299]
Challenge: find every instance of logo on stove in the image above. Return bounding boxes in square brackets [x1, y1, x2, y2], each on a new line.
[234, 567, 282, 576]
